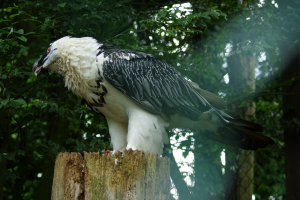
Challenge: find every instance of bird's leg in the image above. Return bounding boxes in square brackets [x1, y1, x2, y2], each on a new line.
[106, 117, 128, 151]
[126, 108, 167, 155]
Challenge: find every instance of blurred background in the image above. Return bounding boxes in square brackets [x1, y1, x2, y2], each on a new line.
[0, 0, 299, 199]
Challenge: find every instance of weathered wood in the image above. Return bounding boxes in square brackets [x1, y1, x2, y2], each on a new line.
[51, 150, 170, 200]
[52, 152, 84, 200]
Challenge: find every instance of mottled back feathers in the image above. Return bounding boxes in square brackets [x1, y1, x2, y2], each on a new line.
[101, 47, 211, 121]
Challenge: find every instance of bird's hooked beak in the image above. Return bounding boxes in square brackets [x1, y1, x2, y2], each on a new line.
[32, 61, 48, 76]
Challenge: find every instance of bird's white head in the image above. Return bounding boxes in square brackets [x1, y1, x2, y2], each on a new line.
[33, 36, 101, 96]
[32, 37, 65, 76]
[33, 36, 100, 76]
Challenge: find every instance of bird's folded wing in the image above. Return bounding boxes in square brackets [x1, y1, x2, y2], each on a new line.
[190, 82, 227, 110]
[102, 50, 211, 120]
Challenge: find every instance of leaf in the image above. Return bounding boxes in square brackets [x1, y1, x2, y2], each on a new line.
[293, 118, 300, 125]
[1, 99, 9, 106]
[25, 32, 35, 35]
[15, 29, 24, 34]
[9, 14, 19, 18]
[40, 102, 47, 109]
[18, 36, 27, 42]
[211, 6, 218, 10]
[12, 98, 27, 106]
[58, 2, 66, 7]
[261, 43, 273, 49]
[202, 14, 211, 20]
[239, 101, 246, 107]
[19, 47, 29, 56]
[91, 138, 98, 145]
[0, 19, 10, 23]
[158, 10, 167, 18]
[76, 140, 83, 147]
[0, 170, 18, 184]
[168, 30, 175, 37]
[5, 153, 15, 161]
[59, 106, 67, 116]
[98, 139, 104, 146]
[54, 143, 59, 150]
[66, 138, 75, 144]
[67, 29, 74, 34]
[48, 140, 54, 146]
[18, 150, 25, 156]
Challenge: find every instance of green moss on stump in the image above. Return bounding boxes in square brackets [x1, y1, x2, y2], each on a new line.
[52, 150, 170, 200]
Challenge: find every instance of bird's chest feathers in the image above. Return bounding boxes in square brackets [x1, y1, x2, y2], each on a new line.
[84, 76, 130, 122]
[63, 61, 99, 98]
[61, 54, 128, 122]
[62, 58, 105, 104]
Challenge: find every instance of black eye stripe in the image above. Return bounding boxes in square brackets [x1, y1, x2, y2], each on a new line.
[37, 44, 56, 66]
[42, 58, 48, 65]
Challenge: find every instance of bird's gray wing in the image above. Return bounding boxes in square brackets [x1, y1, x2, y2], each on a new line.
[102, 49, 210, 121]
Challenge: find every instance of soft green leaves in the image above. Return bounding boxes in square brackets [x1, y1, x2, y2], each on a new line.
[1, 74, 7, 79]
[18, 150, 25, 156]
[15, 29, 24, 34]
[91, 138, 98, 145]
[1, 99, 9, 106]
[48, 140, 60, 150]
[168, 30, 176, 37]
[66, 138, 75, 144]
[18, 36, 27, 42]
[158, 10, 167, 19]
[261, 42, 273, 49]
[10, 98, 27, 108]
[19, 46, 29, 56]
[58, 2, 66, 7]
[3, 153, 15, 161]
[9, 14, 19, 18]
[0, 98, 27, 108]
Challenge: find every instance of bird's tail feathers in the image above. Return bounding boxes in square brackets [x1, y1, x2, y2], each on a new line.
[198, 109, 274, 150]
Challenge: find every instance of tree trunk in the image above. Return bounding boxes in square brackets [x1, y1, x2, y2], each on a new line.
[226, 53, 256, 200]
[280, 41, 300, 200]
[277, 1, 300, 199]
[51, 150, 170, 200]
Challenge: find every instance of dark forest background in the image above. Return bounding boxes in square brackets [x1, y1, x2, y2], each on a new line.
[1, 0, 299, 199]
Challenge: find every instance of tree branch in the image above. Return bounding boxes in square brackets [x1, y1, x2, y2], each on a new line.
[226, 75, 300, 105]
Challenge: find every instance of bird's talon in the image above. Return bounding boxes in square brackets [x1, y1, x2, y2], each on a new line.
[103, 150, 110, 155]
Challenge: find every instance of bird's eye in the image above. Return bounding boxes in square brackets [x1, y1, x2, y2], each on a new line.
[47, 47, 51, 54]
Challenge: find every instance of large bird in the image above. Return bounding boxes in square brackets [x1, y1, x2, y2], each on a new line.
[33, 36, 274, 155]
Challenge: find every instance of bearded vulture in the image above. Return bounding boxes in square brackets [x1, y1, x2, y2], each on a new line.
[32, 36, 274, 155]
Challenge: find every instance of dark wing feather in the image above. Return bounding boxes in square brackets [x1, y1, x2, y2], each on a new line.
[102, 49, 210, 120]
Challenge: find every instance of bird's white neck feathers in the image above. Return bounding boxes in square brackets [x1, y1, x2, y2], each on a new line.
[51, 36, 101, 97]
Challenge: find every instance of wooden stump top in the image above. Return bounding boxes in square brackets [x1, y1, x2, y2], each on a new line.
[52, 150, 170, 200]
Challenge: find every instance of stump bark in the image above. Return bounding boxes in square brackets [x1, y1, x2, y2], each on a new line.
[51, 150, 170, 200]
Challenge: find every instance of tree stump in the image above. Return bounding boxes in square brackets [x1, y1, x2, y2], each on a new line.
[51, 150, 170, 200]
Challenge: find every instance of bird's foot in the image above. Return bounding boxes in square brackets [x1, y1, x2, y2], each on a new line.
[103, 150, 111, 155]
[103, 150, 119, 155]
